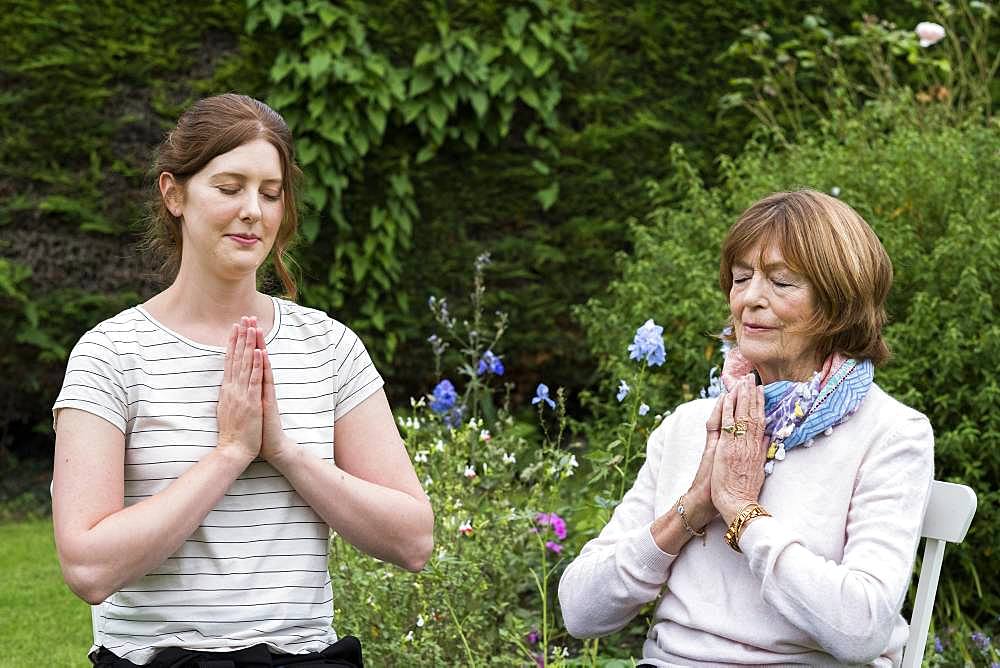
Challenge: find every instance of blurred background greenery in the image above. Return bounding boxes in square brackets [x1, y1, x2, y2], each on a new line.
[1, 0, 997, 665]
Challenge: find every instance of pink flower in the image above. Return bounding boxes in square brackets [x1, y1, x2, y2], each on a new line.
[546, 540, 563, 554]
[464, 464, 477, 479]
[458, 520, 473, 536]
[915, 21, 945, 47]
[536, 512, 568, 540]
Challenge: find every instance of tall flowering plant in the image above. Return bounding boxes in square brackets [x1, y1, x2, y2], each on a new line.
[330, 253, 582, 666]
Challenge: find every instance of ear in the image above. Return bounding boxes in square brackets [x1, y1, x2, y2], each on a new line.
[158, 172, 184, 218]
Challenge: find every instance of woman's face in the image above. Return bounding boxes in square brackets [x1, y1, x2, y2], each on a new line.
[166, 138, 284, 282]
[729, 241, 821, 383]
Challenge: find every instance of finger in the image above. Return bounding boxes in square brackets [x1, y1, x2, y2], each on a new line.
[734, 377, 750, 421]
[705, 397, 724, 448]
[262, 348, 276, 401]
[239, 325, 254, 388]
[256, 321, 266, 352]
[250, 349, 263, 391]
[223, 323, 238, 385]
[721, 384, 736, 437]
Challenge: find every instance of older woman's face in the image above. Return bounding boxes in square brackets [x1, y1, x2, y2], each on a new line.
[729, 242, 821, 383]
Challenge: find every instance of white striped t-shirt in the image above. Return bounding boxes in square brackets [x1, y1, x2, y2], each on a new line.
[52, 296, 383, 665]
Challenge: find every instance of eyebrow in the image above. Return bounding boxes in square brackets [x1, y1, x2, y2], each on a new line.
[732, 260, 797, 273]
[209, 172, 283, 185]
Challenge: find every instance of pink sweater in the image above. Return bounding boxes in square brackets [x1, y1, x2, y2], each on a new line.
[558, 384, 934, 666]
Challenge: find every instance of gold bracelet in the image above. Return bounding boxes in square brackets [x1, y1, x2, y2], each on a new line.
[724, 502, 771, 553]
[675, 495, 706, 539]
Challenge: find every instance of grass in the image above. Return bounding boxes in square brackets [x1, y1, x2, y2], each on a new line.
[0, 519, 92, 667]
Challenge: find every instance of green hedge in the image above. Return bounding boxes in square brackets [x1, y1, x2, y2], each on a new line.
[576, 104, 1000, 633]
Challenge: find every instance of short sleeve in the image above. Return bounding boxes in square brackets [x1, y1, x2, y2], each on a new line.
[52, 328, 128, 434]
[331, 323, 384, 421]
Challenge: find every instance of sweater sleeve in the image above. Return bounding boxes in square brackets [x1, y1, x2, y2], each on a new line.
[738, 413, 934, 664]
[558, 423, 677, 639]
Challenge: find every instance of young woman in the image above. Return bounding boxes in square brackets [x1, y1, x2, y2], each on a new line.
[52, 94, 433, 667]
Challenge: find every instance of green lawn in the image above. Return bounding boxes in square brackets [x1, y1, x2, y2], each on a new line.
[0, 519, 93, 667]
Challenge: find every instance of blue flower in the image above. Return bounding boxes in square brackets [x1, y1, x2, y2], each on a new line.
[477, 350, 505, 376]
[616, 379, 630, 402]
[628, 319, 666, 367]
[430, 379, 458, 414]
[934, 635, 943, 653]
[700, 365, 723, 399]
[638, 403, 650, 416]
[971, 631, 991, 651]
[531, 383, 556, 409]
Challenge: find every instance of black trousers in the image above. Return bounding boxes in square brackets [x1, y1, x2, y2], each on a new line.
[92, 636, 363, 668]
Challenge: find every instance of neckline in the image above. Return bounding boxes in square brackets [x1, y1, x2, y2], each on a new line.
[134, 296, 282, 352]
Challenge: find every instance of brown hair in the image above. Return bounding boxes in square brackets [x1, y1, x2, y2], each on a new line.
[146, 93, 301, 299]
[719, 190, 893, 365]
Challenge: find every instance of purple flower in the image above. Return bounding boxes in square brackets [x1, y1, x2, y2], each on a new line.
[430, 380, 457, 413]
[545, 540, 562, 554]
[972, 631, 991, 651]
[628, 319, 666, 366]
[477, 350, 505, 376]
[934, 635, 943, 653]
[526, 629, 540, 645]
[536, 512, 567, 540]
[531, 383, 556, 409]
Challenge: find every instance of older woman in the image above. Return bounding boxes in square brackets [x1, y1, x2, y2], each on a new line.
[559, 190, 934, 666]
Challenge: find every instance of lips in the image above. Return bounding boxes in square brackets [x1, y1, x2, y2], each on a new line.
[226, 234, 260, 246]
[742, 322, 776, 333]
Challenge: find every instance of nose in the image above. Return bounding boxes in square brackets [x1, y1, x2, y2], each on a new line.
[239, 191, 262, 224]
[743, 273, 769, 307]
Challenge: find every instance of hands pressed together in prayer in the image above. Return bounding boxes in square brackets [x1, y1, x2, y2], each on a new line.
[652, 373, 767, 553]
[216, 316, 291, 465]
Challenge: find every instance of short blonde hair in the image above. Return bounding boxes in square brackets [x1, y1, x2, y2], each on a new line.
[719, 190, 893, 365]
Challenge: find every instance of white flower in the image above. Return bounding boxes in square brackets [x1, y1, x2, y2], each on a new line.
[414, 451, 429, 463]
[638, 402, 650, 416]
[479, 429, 491, 442]
[404, 630, 414, 642]
[568, 454, 579, 469]
[502, 452, 516, 464]
[458, 519, 473, 536]
[464, 464, 477, 479]
[915, 21, 945, 47]
[423, 475, 433, 487]
[433, 438, 445, 452]
[416, 614, 425, 627]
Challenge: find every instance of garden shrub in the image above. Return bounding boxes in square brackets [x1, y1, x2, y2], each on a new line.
[576, 104, 1000, 658]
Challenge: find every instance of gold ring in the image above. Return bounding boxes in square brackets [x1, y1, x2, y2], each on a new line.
[721, 423, 737, 435]
[734, 419, 748, 437]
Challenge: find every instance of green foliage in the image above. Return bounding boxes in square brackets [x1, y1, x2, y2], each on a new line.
[247, 0, 583, 355]
[577, 104, 1000, 644]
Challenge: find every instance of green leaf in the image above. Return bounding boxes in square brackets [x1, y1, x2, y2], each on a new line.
[414, 44, 439, 68]
[367, 107, 387, 135]
[469, 90, 488, 118]
[400, 99, 425, 123]
[427, 101, 448, 129]
[317, 5, 339, 28]
[536, 181, 559, 210]
[520, 87, 541, 110]
[520, 45, 539, 70]
[263, 0, 283, 29]
[531, 159, 550, 176]
[505, 8, 530, 37]
[409, 71, 434, 97]
[415, 144, 436, 164]
[529, 23, 552, 48]
[445, 49, 463, 74]
[488, 70, 511, 95]
[301, 214, 320, 242]
[308, 51, 332, 81]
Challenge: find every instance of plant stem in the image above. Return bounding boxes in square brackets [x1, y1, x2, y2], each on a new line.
[442, 588, 477, 667]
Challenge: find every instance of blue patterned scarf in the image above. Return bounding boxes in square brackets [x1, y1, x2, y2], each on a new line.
[722, 349, 874, 474]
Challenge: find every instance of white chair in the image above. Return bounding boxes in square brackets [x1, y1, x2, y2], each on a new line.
[901, 480, 978, 668]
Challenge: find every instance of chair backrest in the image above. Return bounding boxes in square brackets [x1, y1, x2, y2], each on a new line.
[901, 480, 978, 668]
